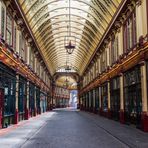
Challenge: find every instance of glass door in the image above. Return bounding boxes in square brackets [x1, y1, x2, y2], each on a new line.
[101, 83, 108, 112]
[95, 88, 99, 112]
[124, 66, 142, 127]
[18, 76, 27, 121]
[36, 87, 40, 114]
[110, 77, 120, 121]
[0, 87, 4, 128]
[29, 83, 35, 117]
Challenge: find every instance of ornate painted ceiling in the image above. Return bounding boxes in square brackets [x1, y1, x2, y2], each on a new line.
[18, 0, 122, 76]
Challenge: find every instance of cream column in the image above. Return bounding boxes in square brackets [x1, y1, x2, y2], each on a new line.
[118, 26, 123, 55]
[93, 89, 95, 109]
[15, 74, 19, 111]
[16, 25, 20, 54]
[14, 74, 19, 124]
[25, 81, 30, 119]
[141, 62, 148, 112]
[107, 81, 111, 109]
[34, 57, 37, 73]
[120, 74, 124, 110]
[34, 86, 37, 116]
[136, 0, 147, 42]
[26, 43, 30, 65]
[89, 91, 91, 108]
[99, 87, 102, 108]
[119, 73, 125, 123]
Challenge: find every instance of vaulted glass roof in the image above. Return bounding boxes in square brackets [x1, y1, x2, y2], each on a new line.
[18, 0, 122, 75]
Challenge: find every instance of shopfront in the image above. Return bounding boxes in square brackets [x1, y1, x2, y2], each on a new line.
[86, 92, 89, 111]
[36, 87, 40, 114]
[95, 87, 99, 113]
[18, 75, 27, 121]
[146, 61, 148, 99]
[92, 89, 96, 112]
[124, 66, 142, 127]
[110, 77, 120, 121]
[29, 82, 35, 117]
[101, 82, 108, 116]
[0, 82, 4, 128]
[0, 62, 16, 127]
[40, 92, 47, 113]
[89, 91, 93, 111]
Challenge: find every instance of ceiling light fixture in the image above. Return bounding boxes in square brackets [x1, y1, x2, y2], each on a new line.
[64, 0, 76, 54]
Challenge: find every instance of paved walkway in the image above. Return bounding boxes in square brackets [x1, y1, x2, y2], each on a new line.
[0, 109, 148, 148]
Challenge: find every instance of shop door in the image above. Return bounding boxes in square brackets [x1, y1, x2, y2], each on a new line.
[0, 88, 4, 128]
[95, 88, 99, 111]
[126, 85, 142, 127]
[111, 90, 120, 121]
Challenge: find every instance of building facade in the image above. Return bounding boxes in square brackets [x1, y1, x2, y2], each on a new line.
[53, 86, 70, 108]
[0, 0, 51, 128]
[79, 0, 148, 132]
[1, 0, 148, 133]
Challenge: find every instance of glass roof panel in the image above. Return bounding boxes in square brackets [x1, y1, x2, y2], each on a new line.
[18, 0, 122, 75]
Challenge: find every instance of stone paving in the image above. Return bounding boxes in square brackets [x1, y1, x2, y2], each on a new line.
[0, 109, 148, 148]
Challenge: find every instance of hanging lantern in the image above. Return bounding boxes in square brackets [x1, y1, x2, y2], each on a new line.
[64, 0, 76, 54]
[64, 36, 76, 54]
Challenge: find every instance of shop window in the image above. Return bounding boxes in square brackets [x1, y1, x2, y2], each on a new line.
[29, 83, 35, 111]
[6, 13, 13, 46]
[100, 50, 107, 72]
[13, 26, 16, 50]
[111, 35, 118, 64]
[4, 80, 15, 115]
[110, 77, 120, 120]
[95, 88, 99, 110]
[36, 60, 40, 76]
[18, 76, 27, 113]
[101, 83, 108, 111]
[123, 10, 136, 52]
[36, 87, 40, 112]
[1, 5, 6, 39]
[19, 32, 26, 61]
[123, 66, 142, 125]
[30, 49, 34, 69]
[0, 63, 16, 118]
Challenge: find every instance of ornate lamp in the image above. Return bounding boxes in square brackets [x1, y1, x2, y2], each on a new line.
[65, 38, 76, 54]
[65, 65, 71, 71]
[64, 0, 76, 54]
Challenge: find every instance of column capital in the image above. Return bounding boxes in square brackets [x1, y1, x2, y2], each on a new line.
[118, 72, 123, 77]
[139, 60, 146, 66]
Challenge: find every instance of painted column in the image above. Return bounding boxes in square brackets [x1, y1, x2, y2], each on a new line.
[25, 81, 30, 120]
[26, 43, 30, 65]
[89, 91, 91, 111]
[93, 89, 96, 113]
[34, 86, 37, 116]
[107, 80, 111, 118]
[136, 0, 147, 42]
[119, 73, 124, 123]
[140, 62, 148, 132]
[16, 25, 20, 54]
[99, 87, 102, 115]
[34, 57, 37, 73]
[86, 92, 89, 111]
[0, 87, 4, 128]
[14, 74, 19, 124]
